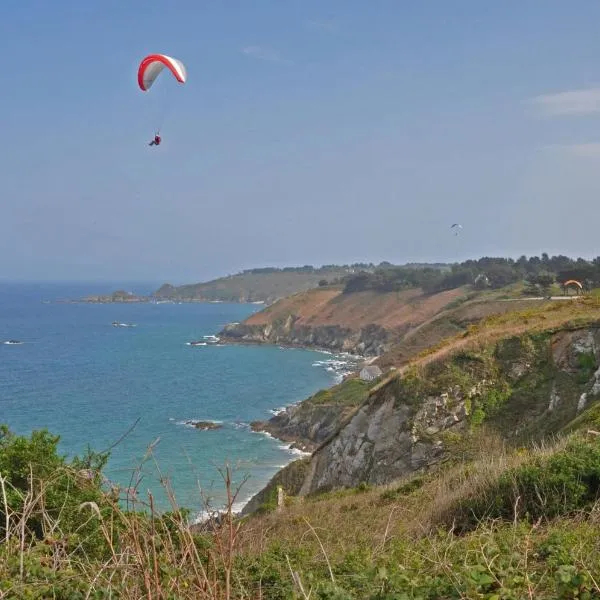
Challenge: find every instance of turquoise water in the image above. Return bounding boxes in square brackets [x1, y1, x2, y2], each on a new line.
[0, 283, 350, 516]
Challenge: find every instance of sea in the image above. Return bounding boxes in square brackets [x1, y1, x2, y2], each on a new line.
[0, 283, 359, 518]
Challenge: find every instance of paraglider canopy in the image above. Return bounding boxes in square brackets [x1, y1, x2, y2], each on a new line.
[450, 223, 463, 236]
[138, 54, 187, 91]
[562, 279, 584, 296]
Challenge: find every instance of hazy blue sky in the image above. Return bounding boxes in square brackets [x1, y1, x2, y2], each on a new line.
[3, 0, 600, 283]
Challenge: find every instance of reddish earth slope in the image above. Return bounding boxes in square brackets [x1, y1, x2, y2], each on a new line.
[244, 287, 465, 331]
[222, 285, 542, 359]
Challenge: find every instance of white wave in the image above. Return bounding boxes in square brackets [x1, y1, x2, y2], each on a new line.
[288, 447, 312, 457]
[186, 342, 207, 346]
[339, 351, 364, 360]
[269, 406, 287, 416]
[192, 498, 251, 524]
[277, 443, 311, 457]
[311, 352, 362, 384]
[3, 340, 23, 345]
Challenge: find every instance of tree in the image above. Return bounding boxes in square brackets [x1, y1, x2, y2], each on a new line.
[485, 264, 520, 289]
[530, 273, 555, 295]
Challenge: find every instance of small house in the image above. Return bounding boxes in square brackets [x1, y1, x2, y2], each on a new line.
[359, 365, 383, 382]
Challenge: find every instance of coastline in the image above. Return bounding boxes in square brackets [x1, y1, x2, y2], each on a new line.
[228, 346, 364, 517]
[56, 292, 369, 518]
[67, 296, 267, 305]
[218, 334, 371, 360]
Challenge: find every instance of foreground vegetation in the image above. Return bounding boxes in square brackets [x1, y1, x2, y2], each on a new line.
[3, 417, 600, 598]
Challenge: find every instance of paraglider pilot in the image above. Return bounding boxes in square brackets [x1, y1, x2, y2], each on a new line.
[149, 133, 161, 147]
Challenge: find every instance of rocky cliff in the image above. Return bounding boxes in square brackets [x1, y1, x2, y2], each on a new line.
[222, 320, 391, 356]
[251, 378, 374, 452]
[221, 287, 473, 356]
[244, 322, 600, 512]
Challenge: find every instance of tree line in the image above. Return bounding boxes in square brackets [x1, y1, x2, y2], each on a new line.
[341, 254, 600, 295]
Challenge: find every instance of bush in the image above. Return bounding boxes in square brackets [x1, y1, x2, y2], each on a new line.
[446, 438, 600, 531]
[0, 425, 108, 551]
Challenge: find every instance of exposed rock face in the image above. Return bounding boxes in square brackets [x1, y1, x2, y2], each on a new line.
[221, 321, 390, 356]
[243, 325, 600, 512]
[251, 402, 358, 453]
[241, 459, 310, 516]
[186, 420, 222, 431]
[301, 379, 471, 494]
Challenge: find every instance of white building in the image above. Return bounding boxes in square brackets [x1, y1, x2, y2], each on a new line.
[359, 365, 383, 381]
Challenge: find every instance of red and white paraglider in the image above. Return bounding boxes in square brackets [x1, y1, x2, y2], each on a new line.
[137, 54, 187, 147]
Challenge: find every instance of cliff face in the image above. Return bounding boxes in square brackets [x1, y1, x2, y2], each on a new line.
[245, 324, 600, 510]
[222, 320, 391, 356]
[301, 378, 467, 494]
[221, 287, 470, 356]
[252, 378, 374, 452]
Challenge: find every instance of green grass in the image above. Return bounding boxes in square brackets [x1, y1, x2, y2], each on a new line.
[307, 378, 373, 407]
[154, 269, 350, 303]
[5, 418, 600, 598]
[237, 431, 600, 599]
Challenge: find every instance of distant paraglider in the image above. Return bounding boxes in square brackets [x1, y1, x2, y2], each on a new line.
[450, 223, 463, 236]
[562, 279, 584, 295]
[137, 54, 187, 147]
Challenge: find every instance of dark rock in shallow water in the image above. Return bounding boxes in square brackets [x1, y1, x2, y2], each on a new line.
[187, 420, 222, 431]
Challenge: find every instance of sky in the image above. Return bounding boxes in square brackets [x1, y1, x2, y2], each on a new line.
[3, 0, 600, 283]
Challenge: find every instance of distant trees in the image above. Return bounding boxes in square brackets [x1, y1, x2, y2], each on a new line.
[241, 262, 382, 275]
[524, 273, 555, 296]
[341, 254, 600, 296]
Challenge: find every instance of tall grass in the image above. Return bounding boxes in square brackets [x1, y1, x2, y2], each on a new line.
[3, 427, 600, 598]
[0, 438, 249, 599]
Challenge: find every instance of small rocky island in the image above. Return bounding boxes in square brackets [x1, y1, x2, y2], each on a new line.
[82, 290, 149, 303]
[186, 420, 222, 431]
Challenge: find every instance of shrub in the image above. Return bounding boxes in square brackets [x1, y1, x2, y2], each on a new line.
[0, 425, 108, 554]
[446, 437, 600, 531]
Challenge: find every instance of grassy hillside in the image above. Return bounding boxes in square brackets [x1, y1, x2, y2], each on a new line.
[234, 428, 600, 599]
[221, 253, 600, 357]
[243, 286, 466, 330]
[154, 269, 350, 304]
[4, 382, 600, 597]
[223, 280, 588, 362]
